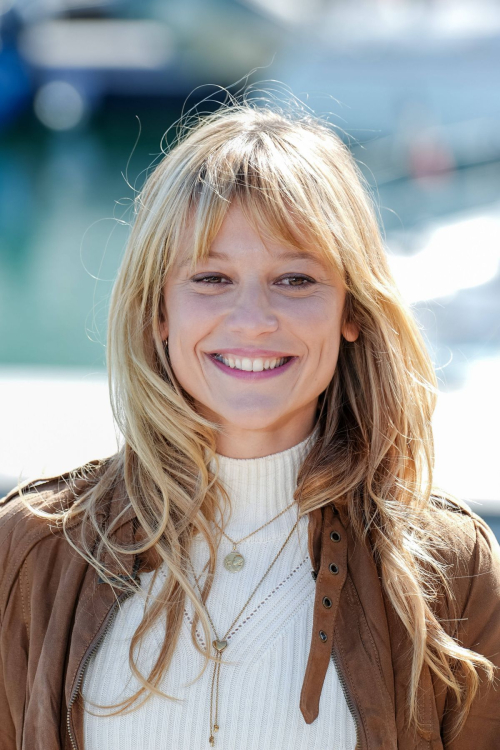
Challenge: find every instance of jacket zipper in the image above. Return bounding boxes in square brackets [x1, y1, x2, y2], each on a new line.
[331, 642, 363, 750]
[66, 588, 136, 750]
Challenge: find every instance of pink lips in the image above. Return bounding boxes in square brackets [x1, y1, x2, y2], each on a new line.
[207, 353, 297, 380]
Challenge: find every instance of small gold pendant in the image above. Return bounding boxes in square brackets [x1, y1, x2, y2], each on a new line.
[223, 550, 245, 572]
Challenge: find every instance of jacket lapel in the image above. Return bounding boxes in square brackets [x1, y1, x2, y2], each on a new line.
[300, 504, 348, 722]
[65, 479, 138, 749]
[301, 501, 399, 748]
[333, 514, 399, 748]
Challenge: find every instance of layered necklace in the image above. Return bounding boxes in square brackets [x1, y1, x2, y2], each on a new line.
[185, 499, 300, 746]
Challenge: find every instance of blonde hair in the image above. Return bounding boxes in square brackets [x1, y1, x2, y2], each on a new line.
[23, 94, 495, 740]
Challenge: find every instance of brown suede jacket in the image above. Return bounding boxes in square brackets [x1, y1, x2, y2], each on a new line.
[1, 462, 500, 750]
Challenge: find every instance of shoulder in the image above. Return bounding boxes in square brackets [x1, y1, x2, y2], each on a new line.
[0, 458, 114, 613]
[427, 492, 497, 554]
[0, 457, 110, 531]
[426, 493, 500, 621]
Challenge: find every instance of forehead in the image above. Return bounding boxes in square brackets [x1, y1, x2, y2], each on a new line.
[174, 203, 329, 272]
[176, 246, 327, 271]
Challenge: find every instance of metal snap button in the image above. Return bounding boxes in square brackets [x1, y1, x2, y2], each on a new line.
[330, 530, 341, 542]
[322, 596, 332, 608]
[329, 563, 339, 575]
[311, 569, 318, 581]
[319, 630, 328, 642]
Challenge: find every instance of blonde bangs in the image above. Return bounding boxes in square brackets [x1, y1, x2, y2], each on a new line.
[176, 128, 346, 283]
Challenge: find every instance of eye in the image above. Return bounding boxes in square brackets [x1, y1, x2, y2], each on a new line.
[277, 275, 315, 288]
[192, 274, 229, 285]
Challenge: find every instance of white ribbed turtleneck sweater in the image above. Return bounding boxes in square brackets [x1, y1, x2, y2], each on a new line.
[82, 430, 358, 749]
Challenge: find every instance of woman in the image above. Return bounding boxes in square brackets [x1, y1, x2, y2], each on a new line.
[1, 100, 499, 750]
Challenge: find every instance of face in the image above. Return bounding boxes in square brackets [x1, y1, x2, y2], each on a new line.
[160, 202, 359, 455]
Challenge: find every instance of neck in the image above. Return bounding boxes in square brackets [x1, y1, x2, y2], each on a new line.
[206, 423, 320, 542]
[213, 412, 319, 459]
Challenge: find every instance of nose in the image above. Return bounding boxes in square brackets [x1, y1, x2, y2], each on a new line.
[225, 278, 279, 337]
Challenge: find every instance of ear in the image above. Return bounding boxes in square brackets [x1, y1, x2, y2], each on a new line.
[341, 321, 359, 342]
[159, 320, 168, 341]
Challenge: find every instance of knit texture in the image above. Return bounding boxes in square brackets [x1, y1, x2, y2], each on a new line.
[82, 428, 358, 749]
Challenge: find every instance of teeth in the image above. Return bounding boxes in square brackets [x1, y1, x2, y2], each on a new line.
[213, 354, 290, 371]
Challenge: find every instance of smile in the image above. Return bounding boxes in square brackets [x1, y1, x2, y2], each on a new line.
[208, 353, 297, 379]
[212, 353, 292, 371]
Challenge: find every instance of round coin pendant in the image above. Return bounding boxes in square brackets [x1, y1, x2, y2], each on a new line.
[223, 550, 245, 572]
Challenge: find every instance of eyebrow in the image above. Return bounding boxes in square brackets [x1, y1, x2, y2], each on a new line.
[178, 249, 326, 269]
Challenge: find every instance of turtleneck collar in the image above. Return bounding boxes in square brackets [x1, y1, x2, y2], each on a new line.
[207, 424, 320, 542]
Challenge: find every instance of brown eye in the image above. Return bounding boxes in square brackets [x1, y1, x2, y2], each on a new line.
[279, 275, 314, 288]
[193, 275, 228, 284]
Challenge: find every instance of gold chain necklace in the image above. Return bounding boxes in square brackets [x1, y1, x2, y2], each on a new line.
[214, 499, 297, 572]
[186, 517, 300, 746]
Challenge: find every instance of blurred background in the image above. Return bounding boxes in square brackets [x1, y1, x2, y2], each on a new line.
[1, 0, 499, 537]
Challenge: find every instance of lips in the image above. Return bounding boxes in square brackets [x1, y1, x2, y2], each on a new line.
[207, 352, 297, 378]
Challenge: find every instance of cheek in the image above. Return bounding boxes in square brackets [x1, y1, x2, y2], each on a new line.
[287, 288, 342, 318]
[166, 292, 211, 340]
[289, 297, 344, 347]
[166, 296, 217, 376]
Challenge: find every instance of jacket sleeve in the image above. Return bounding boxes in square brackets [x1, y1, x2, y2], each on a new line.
[0, 495, 29, 750]
[0, 579, 25, 750]
[443, 514, 500, 748]
[0, 647, 16, 749]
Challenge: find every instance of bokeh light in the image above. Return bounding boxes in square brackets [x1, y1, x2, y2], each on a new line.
[33, 80, 86, 130]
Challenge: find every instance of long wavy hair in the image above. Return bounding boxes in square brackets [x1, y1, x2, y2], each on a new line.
[22, 94, 495, 740]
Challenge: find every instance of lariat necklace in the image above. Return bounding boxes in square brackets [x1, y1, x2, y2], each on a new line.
[185, 511, 300, 746]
